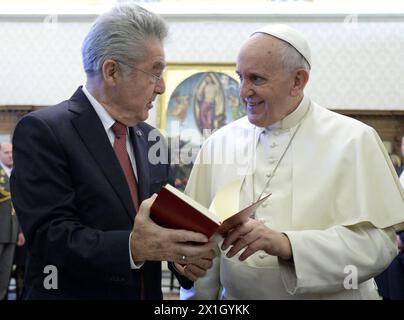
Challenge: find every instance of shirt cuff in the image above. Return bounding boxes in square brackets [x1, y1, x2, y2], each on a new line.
[129, 232, 144, 269]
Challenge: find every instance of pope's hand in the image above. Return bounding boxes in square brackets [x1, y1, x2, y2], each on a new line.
[221, 218, 293, 261]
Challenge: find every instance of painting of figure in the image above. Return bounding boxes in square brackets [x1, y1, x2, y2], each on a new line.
[161, 67, 245, 191]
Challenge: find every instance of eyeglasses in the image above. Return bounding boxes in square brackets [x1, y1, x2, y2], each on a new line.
[133, 67, 163, 84]
[118, 61, 163, 84]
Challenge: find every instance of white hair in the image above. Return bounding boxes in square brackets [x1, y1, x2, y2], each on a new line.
[82, 3, 168, 77]
[278, 40, 311, 73]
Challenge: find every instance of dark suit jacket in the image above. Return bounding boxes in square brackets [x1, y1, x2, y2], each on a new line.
[10, 87, 171, 300]
[375, 232, 404, 300]
[0, 172, 18, 244]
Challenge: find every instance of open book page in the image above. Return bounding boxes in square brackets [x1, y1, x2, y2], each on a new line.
[218, 194, 270, 234]
[209, 179, 241, 222]
[209, 179, 271, 236]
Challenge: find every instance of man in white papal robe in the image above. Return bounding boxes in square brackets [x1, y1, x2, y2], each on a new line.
[178, 25, 404, 300]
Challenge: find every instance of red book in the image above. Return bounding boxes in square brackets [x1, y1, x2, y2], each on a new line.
[150, 184, 271, 238]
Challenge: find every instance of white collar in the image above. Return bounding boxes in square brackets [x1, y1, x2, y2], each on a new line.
[278, 95, 310, 129]
[81, 85, 115, 132]
[252, 95, 311, 138]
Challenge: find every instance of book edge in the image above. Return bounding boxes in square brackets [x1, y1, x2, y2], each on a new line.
[164, 184, 221, 225]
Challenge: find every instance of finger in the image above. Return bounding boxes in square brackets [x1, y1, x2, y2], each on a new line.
[226, 236, 250, 258]
[138, 194, 158, 217]
[222, 223, 251, 250]
[191, 258, 213, 271]
[218, 223, 241, 237]
[195, 243, 217, 259]
[171, 229, 208, 244]
[173, 262, 186, 276]
[173, 253, 189, 264]
[180, 244, 216, 262]
[239, 242, 261, 261]
[183, 264, 207, 281]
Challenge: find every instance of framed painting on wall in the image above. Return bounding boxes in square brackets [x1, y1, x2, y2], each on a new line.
[158, 63, 246, 191]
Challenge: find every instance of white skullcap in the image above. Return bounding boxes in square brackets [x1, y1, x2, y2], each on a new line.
[251, 24, 311, 67]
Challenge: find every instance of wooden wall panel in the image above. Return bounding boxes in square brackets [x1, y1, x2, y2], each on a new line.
[0, 106, 44, 134]
[334, 110, 404, 157]
[1, 106, 403, 157]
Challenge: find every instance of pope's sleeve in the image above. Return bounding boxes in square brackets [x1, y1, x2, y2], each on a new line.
[280, 223, 397, 294]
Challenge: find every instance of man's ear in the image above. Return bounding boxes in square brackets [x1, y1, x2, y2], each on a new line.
[290, 68, 309, 97]
[102, 59, 119, 86]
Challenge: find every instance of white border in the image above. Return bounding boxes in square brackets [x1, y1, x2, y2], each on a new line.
[0, 0, 404, 16]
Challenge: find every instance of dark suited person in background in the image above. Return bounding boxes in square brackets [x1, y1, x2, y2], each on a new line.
[376, 136, 404, 300]
[0, 142, 19, 300]
[12, 220, 27, 299]
[10, 4, 215, 300]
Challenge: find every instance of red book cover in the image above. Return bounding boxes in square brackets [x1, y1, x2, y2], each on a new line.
[150, 184, 271, 238]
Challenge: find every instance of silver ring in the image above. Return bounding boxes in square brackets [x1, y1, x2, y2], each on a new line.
[181, 255, 186, 262]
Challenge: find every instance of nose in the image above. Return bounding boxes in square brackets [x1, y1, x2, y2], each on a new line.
[154, 77, 165, 95]
[239, 79, 253, 99]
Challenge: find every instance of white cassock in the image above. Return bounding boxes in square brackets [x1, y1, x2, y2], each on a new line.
[181, 95, 404, 300]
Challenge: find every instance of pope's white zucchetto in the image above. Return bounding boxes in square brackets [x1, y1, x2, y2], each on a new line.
[251, 24, 311, 68]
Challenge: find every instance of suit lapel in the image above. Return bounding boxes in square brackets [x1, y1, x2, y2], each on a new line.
[129, 126, 150, 203]
[68, 88, 135, 222]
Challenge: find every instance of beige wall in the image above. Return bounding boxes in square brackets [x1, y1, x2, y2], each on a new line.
[1, 14, 403, 127]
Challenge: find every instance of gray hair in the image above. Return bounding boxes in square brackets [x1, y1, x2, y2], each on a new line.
[278, 41, 311, 73]
[82, 3, 168, 77]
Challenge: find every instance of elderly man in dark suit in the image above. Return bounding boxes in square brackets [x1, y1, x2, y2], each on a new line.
[0, 142, 18, 300]
[10, 4, 214, 300]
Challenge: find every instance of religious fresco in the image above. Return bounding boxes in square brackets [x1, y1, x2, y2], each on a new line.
[159, 66, 245, 191]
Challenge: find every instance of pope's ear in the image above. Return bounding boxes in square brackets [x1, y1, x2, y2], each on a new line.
[290, 68, 309, 97]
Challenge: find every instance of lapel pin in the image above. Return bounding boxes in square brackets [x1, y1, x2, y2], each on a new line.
[136, 130, 143, 137]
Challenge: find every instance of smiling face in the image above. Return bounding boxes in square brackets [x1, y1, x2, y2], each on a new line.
[102, 37, 166, 126]
[236, 34, 299, 128]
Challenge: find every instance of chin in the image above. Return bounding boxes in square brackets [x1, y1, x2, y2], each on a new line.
[247, 114, 265, 127]
[138, 111, 149, 122]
